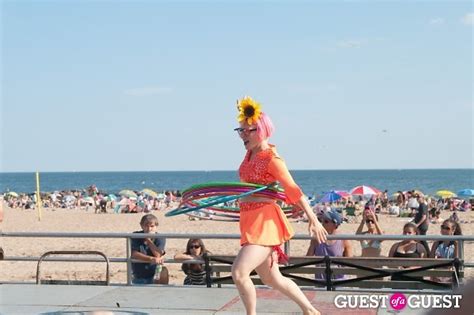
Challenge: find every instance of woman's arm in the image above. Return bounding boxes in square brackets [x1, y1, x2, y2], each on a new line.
[356, 212, 366, 235]
[268, 157, 327, 243]
[388, 243, 398, 257]
[416, 243, 428, 258]
[372, 215, 384, 235]
[343, 240, 353, 257]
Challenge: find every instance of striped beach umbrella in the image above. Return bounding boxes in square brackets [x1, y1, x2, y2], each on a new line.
[350, 185, 381, 196]
[141, 188, 158, 198]
[119, 190, 137, 198]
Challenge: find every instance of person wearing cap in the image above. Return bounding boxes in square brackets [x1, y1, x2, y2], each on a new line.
[306, 209, 352, 280]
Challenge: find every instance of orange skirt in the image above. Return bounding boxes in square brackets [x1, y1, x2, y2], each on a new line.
[239, 202, 294, 246]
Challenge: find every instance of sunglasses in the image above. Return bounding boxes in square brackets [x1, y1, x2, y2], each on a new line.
[189, 245, 201, 249]
[441, 225, 452, 231]
[234, 127, 257, 135]
[366, 220, 374, 224]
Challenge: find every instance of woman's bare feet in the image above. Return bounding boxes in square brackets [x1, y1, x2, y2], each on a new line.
[304, 308, 321, 315]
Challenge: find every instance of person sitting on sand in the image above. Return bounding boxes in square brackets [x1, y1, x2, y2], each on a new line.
[174, 238, 210, 285]
[356, 211, 384, 257]
[131, 214, 169, 284]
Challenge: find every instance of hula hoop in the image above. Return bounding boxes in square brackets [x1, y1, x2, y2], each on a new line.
[165, 182, 286, 217]
[165, 182, 277, 217]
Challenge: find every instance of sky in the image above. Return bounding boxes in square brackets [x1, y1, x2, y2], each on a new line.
[1, 1, 473, 172]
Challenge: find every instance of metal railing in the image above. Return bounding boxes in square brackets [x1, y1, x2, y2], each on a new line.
[1, 232, 473, 285]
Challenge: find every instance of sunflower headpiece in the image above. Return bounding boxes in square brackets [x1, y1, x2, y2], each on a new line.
[236, 96, 262, 125]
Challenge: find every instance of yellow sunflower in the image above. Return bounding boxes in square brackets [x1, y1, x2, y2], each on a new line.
[237, 96, 262, 125]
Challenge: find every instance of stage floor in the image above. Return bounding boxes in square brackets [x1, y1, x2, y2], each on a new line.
[0, 284, 439, 314]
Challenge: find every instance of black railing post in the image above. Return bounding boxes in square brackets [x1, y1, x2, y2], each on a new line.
[203, 253, 212, 288]
[324, 255, 333, 291]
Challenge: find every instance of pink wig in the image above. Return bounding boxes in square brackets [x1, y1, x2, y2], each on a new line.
[256, 112, 275, 140]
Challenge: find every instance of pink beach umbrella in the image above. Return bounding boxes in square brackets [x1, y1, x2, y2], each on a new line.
[350, 185, 381, 196]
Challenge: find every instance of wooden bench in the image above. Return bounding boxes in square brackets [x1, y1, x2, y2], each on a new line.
[203, 255, 462, 291]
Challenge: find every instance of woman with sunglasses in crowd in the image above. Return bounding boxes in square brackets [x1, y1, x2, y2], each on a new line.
[174, 239, 210, 285]
[430, 218, 462, 259]
[429, 218, 462, 283]
[356, 208, 384, 257]
[232, 97, 327, 315]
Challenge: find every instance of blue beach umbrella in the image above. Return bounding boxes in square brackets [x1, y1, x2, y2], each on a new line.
[319, 191, 343, 203]
[457, 189, 474, 198]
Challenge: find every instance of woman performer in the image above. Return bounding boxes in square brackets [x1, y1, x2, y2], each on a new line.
[231, 96, 328, 315]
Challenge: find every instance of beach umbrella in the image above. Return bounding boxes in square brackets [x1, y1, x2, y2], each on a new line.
[457, 189, 474, 198]
[5, 191, 19, 198]
[318, 191, 343, 203]
[141, 188, 158, 198]
[436, 190, 457, 198]
[334, 190, 351, 198]
[119, 190, 137, 198]
[350, 185, 381, 196]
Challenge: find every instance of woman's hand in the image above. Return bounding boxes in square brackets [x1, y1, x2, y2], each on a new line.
[309, 219, 328, 244]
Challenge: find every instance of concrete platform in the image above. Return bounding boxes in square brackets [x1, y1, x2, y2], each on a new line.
[0, 284, 460, 314]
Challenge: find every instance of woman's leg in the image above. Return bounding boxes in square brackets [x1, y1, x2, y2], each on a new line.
[255, 252, 320, 315]
[232, 245, 273, 315]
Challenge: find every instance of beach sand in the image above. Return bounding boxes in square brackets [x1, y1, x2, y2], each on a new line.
[0, 205, 472, 285]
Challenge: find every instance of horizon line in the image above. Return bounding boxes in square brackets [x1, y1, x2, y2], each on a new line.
[1, 167, 473, 174]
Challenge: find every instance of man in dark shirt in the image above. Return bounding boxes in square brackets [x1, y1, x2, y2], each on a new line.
[414, 194, 430, 253]
[131, 214, 169, 284]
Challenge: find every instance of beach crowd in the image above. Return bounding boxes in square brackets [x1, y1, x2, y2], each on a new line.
[2, 184, 471, 287]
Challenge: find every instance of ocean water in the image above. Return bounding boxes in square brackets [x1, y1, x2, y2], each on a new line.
[0, 169, 472, 197]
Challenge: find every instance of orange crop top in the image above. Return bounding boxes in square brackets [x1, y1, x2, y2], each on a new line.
[239, 145, 303, 204]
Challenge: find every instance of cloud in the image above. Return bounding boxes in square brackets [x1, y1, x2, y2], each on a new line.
[429, 17, 445, 25]
[461, 12, 474, 25]
[124, 86, 173, 96]
[336, 39, 367, 49]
